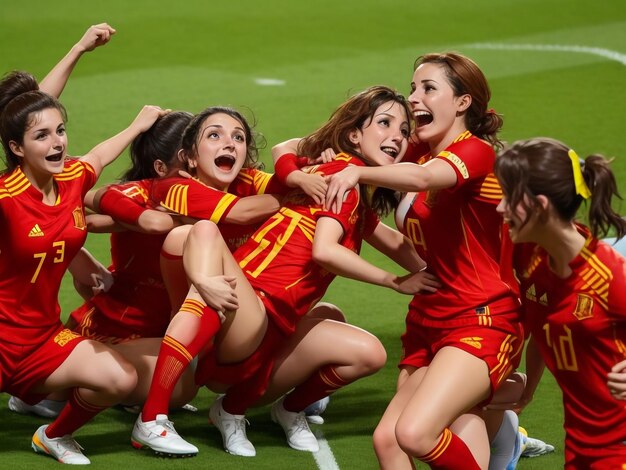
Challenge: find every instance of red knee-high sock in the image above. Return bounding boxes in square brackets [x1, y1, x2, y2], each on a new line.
[142, 299, 220, 421]
[283, 364, 349, 412]
[418, 428, 481, 470]
[46, 388, 106, 438]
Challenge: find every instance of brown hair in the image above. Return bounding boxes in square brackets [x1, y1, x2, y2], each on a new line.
[298, 85, 411, 160]
[298, 85, 411, 217]
[494, 137, 626, 239]
[124, 111, 193, 181]
[415, 52, 503, 149]
[0, 71, 67, 172]
[179, 106, 263, 174]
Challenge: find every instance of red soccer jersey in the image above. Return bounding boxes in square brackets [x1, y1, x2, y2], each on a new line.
[399, 132, 519, 327]
[0, 160, 96, 345]
[514, 226, 626, 455]
[71, 179, 172, 338]
[229, 167, 290, 198]
[149, 173, 276, 252]
[233, 153, 379, 335]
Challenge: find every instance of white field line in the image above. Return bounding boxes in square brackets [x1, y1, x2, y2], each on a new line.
[465, 42, 626, 66]
[314, 429, 341, 470]
[254, 77, 286, 86]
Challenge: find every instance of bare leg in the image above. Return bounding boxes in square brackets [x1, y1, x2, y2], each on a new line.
[373, 366, 425, 470]
[110, 337, 198, 407]
[258, 316, 386, 405]
[394, 347, 491, 469]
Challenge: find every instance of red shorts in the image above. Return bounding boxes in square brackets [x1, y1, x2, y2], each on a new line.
[565, 442, 626, 469]
[195, 320, 284, 388]
[69, 292, 170, 343]
[400, 319, 523, 401]
[0, 325, 85, 404]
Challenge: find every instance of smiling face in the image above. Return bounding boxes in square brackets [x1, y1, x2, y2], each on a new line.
[408, 62, 471, 151]
[187, 112, 248, 190]
[9, 107, 67, 180]
[349, 100, 410, 166]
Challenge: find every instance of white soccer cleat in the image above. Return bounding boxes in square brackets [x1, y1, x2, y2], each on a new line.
[304, 396, 330, 425]
[9, 396, 65, 419]
[209, 395, 255, 457]
[521, 435, 555, 458]
[271, 397, 319, 452]
[32, 424, 90, 465]
[131, 413, 198, 457]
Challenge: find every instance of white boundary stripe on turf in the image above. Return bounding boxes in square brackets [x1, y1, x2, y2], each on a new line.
[254, 77, 286, 86]
[465, 42, 626, 66]
[313, 430, 340, 470]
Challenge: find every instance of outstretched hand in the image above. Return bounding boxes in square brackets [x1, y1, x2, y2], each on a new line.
[76, 23, 116, 53]
[325, 166, 360, 213]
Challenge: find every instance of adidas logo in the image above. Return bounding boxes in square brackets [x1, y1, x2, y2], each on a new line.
[28, 224, 44, 237]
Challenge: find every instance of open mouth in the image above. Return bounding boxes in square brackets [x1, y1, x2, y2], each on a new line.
[45, 152, 64, 162]
[414, 111, 433, 128]
[380, 146, 398, 159]
[215, 155, 236, 171]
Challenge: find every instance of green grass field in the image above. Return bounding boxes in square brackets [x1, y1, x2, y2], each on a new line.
[1, 0, 625, 468]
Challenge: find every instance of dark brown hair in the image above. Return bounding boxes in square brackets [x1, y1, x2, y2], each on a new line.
[0, 71, 67, 172]
[415, 52, 503, 149]
[494, 137, 626, 239]
[123, 111, 193, 181]
[179, 106, 263, 174]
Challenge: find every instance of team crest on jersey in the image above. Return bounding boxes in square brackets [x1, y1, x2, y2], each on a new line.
[572, 293, 594, 320]
[28, 224, 44, 237]
[72, 206, 86, 230]
[54, 328, 81, 347]
[460, 337, 483, 349]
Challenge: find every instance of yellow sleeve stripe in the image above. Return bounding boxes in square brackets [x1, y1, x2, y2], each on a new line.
[4, 172, 30, 197]
[254, 171, 272, 194]
[237, 171, 254, 185]
[161, 184, 189, 216]
[210, 193, 237, 223]
[480, 175, 503, 199]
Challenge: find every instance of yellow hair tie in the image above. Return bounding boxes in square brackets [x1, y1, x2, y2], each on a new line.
[568, 149, 591, 199]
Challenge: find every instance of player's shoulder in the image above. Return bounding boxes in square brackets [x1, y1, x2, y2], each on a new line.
[0, 167, 28, 202]
[444, 132, 494, 157]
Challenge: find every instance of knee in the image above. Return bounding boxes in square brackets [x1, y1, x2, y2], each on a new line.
[394, 419, 431, 457]
[373, 421, 399, 456]
[355, 336, 387, 375]
[188, 219, 220, 242]
[103, 359, 139, 399]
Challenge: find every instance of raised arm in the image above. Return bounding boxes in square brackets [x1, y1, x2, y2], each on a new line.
[39, 23, 116, 98]
[80, 105, 169, 177]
